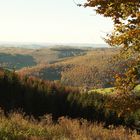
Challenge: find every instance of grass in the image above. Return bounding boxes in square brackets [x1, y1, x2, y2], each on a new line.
[0, 111, 139, 140]
[89, 85, 140, 95]
[89, 87, 115, 94]
[134, 85, 140, 92]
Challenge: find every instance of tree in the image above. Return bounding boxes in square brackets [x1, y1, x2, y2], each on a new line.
[84, 0, 140, 93]
[83, 0, 140, 117]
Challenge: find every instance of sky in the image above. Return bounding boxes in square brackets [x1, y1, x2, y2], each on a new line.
[0, 0, 113, 44]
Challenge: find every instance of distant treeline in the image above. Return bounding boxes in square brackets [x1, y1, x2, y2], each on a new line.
[0, 69, 139, 129]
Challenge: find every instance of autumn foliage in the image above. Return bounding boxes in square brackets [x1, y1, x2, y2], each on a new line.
[0, 69, 140, 129]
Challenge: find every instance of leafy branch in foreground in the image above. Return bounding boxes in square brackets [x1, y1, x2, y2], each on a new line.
[84, 0, 140, 92]
[84, 0, 140, 117]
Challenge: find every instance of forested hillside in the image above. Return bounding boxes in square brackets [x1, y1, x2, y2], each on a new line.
[18, 48, 120, 89]
[0, 46, 122, 89]
[1, 46, 132, 90]
[0, 47, 139, 139]
[0, 69, 140, 127]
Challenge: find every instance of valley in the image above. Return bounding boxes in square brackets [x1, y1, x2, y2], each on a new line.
[0, 46, 119, 89]
[0, 45, 139, 139]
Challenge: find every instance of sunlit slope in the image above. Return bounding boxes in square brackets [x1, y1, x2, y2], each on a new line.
[18, 48, 118, 88]
[89, 85, 140, 95]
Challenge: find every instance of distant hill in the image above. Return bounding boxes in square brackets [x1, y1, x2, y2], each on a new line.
[0, 45, 121, 88]
[18, 48, 119, 89]
[0, 46, 89, 70]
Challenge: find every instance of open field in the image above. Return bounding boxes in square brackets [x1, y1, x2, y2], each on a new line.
[89, 85, 140, 95]
[89, 87, 115, 94]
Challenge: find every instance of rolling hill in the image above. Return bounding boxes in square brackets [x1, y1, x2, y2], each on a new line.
[0, 46, 123, 89]
[18, 48, 119, 89]
[0, 46, 88, 70]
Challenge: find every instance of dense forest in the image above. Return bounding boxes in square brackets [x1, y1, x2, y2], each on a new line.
[0, 69, 139, 127]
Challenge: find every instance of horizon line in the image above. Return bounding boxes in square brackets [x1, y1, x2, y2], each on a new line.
[0, 41, 108, 45]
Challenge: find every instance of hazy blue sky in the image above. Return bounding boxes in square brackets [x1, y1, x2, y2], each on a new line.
[0, 0, 113, 44]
